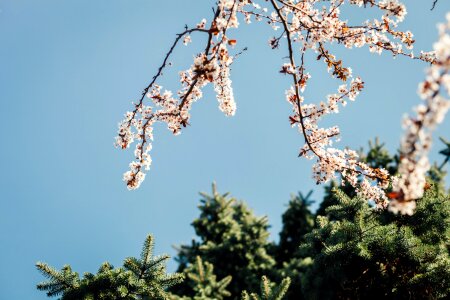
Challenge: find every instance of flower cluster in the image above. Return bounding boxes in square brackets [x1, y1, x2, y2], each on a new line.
[115, 0, 249, 189]
[391, 13, 450, 215]
[260, 0, 435, 206]
[116, 0, 445, 212]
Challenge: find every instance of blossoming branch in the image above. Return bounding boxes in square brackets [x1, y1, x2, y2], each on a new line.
[390, 14, 450, 215]
[115, 0, 444, 215]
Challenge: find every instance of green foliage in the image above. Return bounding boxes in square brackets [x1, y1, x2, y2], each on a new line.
[172, 184, 275, 298]
[171, 256, 232, 300]
[279, 138, 450, 299]
[241, 276, 290, 300]
[275, 257, 311, 300]
[301, 187, 450, 299]
[37, 139, 450, 300]
[275, 191, 315, 263]
[315, 180, 342, 218]
[36, 234, 183, 300]
[271, 192, 314, 299]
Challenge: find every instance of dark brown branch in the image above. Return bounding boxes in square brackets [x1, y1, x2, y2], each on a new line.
[124, 27, 209, 129]
[270, 0, 321, 158]
[270, 0, 388, 185]
[129, 4, 237, 181]
[431, 0, 439, 10]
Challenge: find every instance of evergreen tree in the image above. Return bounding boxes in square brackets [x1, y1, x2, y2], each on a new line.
[170, 256, 232, 300]
[241, 276, 290, 300]
[172, 184, 275, 298]
[315, 180, 342, 218]
[276, 139, 401, 299]
[276, 257, 311, 300]
[272, 192, 314, 299]
[36, 138, 450, 300]
[36, 234, 183, 300]
[301, 186, 450, 299]
[275, 191, 315, 263]
[284, 138, 450, 299]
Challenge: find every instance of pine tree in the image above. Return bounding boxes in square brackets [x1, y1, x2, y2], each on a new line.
[301, 139, 450, 299]
[36, 138, 450, 299]
[241, 276, 290, 300]
[172, 184, 275, 299]
[301, 185, 450, 299]
[170, 256, 232, 300]
[299, 138, 450, 299]
[275, 139, 401, 299]
[276, 257, 311, 300]
[271, 192, 314, 300]
[36, 234, 183, 300]
[275, 191, 315, 263]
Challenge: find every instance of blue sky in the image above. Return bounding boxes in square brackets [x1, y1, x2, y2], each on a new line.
[1, 0, 449, 298]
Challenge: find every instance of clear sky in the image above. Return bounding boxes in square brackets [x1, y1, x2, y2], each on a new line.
[1, 0, 449, 299]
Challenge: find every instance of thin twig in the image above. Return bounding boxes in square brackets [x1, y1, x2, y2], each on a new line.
[431, 0, 439, 11]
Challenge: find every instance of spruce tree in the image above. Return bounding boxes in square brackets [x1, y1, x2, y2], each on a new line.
[241, 276, 291, 300]
[272, 192, 314, 299]
[36, 234, 183, 300]
[172, 184, 275, 299]
[35, 138, 450, 300]
[301, 139, 450, 299]
[170, 256, 232, 300]
[296, 138, 449, 299]
[301, 185, 450, 299]
[275, 191, 315, 263]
